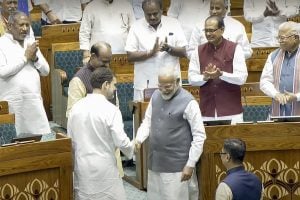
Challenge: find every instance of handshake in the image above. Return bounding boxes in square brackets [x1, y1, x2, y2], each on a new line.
[133, 139, 142, 153]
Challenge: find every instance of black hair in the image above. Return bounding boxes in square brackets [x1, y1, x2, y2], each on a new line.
[142, 0, 162, 10]
[205, 15, 225, 29]
[223, 138, 246, 164]
[90, 67, 114, 89]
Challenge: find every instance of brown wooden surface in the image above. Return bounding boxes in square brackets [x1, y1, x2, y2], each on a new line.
[134, 100, 300, 199]
[0, 101, 9, 115]
[39, 23, 80, 120]
[0, 133, 73, 200]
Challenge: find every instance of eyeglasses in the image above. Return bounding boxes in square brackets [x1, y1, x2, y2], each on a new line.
[203, 28, 220, 33]
[219, 152, 227, 155]
[158, 83, 174, 90]
[276, 34, 296, 41]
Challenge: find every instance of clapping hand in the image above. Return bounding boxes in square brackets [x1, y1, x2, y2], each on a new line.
[25, 41, 38, 62]
[264, 0, 279, 17]
[203, 63, 223, 81]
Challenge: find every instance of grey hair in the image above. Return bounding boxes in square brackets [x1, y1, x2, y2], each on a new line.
[279, 21, 300, 36]
[158, 66, 180, 80]
[8, 11, 28, 25]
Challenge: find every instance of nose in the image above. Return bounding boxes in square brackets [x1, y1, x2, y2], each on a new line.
[150, 14, 156, 20]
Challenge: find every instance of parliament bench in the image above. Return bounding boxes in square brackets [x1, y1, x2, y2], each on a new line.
[0, 101, 16, 146]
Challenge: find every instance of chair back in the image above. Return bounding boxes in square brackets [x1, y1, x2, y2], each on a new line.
[0, 101, 16, 145]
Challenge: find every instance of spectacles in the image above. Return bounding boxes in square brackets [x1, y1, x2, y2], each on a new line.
[203, 28, 220, 33]
[158, 83, 174, 90]
[276, 34, 296, 41]
[219, 152, 227, 155]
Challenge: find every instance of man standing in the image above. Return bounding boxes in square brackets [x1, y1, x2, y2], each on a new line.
[1, 0, 35, 37]
[260, 21, 300, 116]
[167, 0, 210, 42]
[0, 0, 18, 36]
[135, 66, 206, 200]
[244, 0, 299, 47]
[0, 11, 50, 136]
[189, 0, 252, 59]
[79, 0, 135, 61]
[66, 41, 112, 117]
[125, 0, 187, 101]
[68, 67, 134, 200]
[216, 138, 263, 200]
[34, 0, 90, 25]
[189, 16, 248, 124]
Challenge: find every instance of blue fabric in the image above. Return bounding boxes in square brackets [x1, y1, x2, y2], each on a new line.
[18, 0, 29, 15]
[0, 124, 17, 145]
[243, 105, 270, 122]
[223, 166, 262, 200]
[116, 83, 134, 139]
[31, 20, 42, 37]
[54, 50, 83, 85]
[116, 83, 134, 121]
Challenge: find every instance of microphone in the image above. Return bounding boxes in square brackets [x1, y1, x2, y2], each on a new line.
[147, 80, 149, 89]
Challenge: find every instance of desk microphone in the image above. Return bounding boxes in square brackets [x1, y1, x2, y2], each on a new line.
[147, 80, 149, 89]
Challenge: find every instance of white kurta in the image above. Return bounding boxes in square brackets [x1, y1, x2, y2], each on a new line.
[125, 16, 187, 93]
[0, 33, 50, 136]
[188, 16, 253, 59]
[79, 0, 136, 54]
[243, 0, 299, 47]
[167, 0, 210, 42]
[34, 0, 90, 22]
[136, 98, 206, 200]
[67, 93, 134, 199]
[260, 51, 300, 101]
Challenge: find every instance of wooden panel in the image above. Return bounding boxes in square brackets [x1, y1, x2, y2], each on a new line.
[0, 134, 73, 200]
[0, 101, 8, 115]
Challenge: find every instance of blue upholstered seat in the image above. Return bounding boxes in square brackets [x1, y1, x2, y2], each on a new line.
[243, 105, 271, 122]
[0, 124, 16, 145]
[31, 21, 42, 37]
[116, 83, 134, 140]
[54, 50, 83, 87]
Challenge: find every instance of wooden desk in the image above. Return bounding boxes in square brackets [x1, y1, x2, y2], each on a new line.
[0, 133, 73, 199]
[133, 101, 300, 200]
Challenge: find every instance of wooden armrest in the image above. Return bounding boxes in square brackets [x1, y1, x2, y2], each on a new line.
[54, 68, 68, 85]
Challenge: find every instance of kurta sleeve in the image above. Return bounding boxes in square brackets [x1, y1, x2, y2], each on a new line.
[260, 53, 279, 98]
[0, 48, 27, 79]
[34, 49, 49, 76]
[79, 7, 92, 50]
[183, 100, 206, 167]
[135, 98, 153, 144]
[188, 48, 207, 86]
[215, 182, 233, 200]
[219, 45, 248, 85]
[110, 109, 134, 159]
[66, 77, 86, 117]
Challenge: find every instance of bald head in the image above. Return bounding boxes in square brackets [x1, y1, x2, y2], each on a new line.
[89, 41, 112, 69]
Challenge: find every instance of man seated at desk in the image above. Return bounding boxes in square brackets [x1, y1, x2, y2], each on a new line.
[189, 16, 248, 124]
[260, 21, 300, 116]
